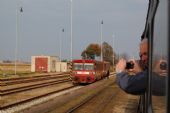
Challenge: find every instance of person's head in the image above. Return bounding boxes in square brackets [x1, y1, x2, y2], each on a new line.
[139, 38, 148, 67]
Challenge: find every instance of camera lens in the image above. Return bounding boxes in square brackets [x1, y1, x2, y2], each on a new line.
[126, 61, 134, 69]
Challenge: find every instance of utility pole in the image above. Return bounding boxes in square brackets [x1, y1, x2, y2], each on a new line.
[112, 34, 115, 67]
[15, 1, 23, 75]
[59, 28, 64, 61]
[70, 0, 73, 61]
[100, 20, 103, 61]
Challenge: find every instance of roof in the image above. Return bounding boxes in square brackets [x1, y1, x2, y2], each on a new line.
[72, 59, 96, 63]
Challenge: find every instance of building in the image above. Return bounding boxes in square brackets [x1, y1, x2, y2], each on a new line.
[56, 62, 68, 72]
[31, 56, 59, 72]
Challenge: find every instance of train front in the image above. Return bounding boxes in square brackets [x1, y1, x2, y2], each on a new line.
[71, 60, 96, 84]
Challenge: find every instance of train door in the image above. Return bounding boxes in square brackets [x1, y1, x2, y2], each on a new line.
[142, 0, 169, 113]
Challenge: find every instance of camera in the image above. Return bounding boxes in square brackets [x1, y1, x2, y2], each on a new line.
[160, 62, 167, 70]
[126, 61, 134, 69]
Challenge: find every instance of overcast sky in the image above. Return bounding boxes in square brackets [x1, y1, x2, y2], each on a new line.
[0, 0, 148, 62]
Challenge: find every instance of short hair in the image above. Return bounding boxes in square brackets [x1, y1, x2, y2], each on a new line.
[140, 38, 148, 46]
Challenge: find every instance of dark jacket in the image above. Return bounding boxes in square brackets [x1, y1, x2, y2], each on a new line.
[116, 70, 166, 96]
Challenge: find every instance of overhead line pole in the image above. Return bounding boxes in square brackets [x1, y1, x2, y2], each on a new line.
[70, 0, 73, 61]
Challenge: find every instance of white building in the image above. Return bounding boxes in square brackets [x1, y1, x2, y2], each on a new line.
[31, 55, 69, 72]
[31, 56, 59, 72]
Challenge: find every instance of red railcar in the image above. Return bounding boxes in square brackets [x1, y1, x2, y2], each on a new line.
[71, 59, 110, 84]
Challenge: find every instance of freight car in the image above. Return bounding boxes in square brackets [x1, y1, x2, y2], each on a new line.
[70, 59, 110, 84]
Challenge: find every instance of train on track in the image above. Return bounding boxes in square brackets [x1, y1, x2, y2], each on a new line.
[70, 59, 110, 84]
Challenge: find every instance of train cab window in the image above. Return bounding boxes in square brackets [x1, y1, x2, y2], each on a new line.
[84, 63, 94, 70]
[151, 0, 168, 112]
[73, 63, 83, 70]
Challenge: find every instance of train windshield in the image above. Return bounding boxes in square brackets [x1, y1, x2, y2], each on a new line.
[84, 63, 94, 70]
[73, 63, 83, 70]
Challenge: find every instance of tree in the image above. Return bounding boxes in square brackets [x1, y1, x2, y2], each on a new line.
[61, 59, 68, 62]
[81, 44, 100, 59]
[81, 42, 116, 65]
[102, 42, 115, 65]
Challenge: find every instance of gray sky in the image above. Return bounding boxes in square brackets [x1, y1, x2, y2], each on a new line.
[0, 0, 148, 62]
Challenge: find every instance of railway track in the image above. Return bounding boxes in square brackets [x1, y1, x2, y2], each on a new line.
[0, 72, 71, 95]
[1, 73, 120, 113]
[0, 78, 71, 96]
[0, 72, 74, 111]
[65, 84, 139, 113]
[0, 72, 70, 86]
[66, 82, 119, 113]
[40, 74, 137, 113]
[0, 85, 77, 111]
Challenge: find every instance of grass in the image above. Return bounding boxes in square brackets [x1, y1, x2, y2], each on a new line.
[0, 64, 36, 78]
[0, 70, 35, 78]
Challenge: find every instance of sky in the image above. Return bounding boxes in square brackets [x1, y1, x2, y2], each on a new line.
[0, 0, 148, 62]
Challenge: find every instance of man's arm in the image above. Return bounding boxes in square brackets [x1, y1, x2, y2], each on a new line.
[151, 73, 166, 96]
[116, 71, 147, 95]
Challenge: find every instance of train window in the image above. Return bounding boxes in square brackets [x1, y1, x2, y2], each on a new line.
[151, 0, 168, 112]
[84, 63, 94, 70]
[73, 63, 83, 70]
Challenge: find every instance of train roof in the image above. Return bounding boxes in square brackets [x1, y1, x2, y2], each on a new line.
[72, 59, 110, 64]
[72, 59, 99, 63]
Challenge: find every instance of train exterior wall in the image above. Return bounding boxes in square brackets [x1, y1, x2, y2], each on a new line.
[71, 59, 110, 84]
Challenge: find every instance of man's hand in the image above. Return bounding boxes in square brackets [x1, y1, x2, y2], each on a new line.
[116, 59, 126, 73]
[154, 59, 167, 76]
[128, 59, 142, 74]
